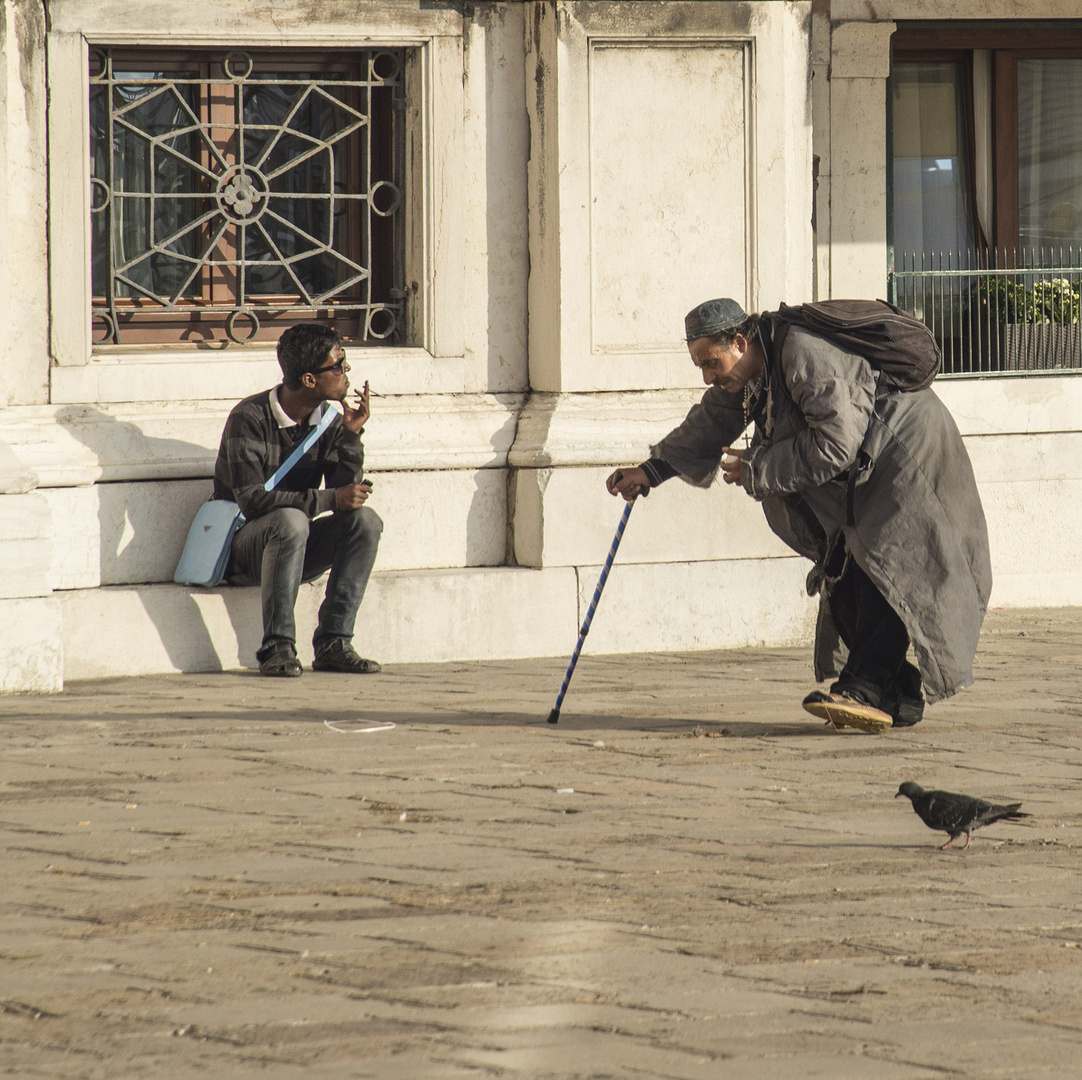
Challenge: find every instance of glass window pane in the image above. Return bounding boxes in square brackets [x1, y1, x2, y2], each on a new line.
[892, 62, 978, 266]
[93, 69, 205, 300]
[1018, 58, 1082, 255]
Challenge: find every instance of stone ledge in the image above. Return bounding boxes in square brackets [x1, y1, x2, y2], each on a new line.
[59, 567, 580, 680]
[55, 557, 819, 682]
[0, 596, 63, 693]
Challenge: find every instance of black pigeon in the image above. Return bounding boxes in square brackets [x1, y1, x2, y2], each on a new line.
[895, 781, 1030, 850]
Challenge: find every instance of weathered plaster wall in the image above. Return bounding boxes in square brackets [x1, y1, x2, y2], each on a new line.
[526, 0, 814, 394]
[462, 2, 530, 394]
[2, 0, 1080, 689]
[1, 0, 49, 407]
[0, 0, 61, 691]
[821, 19, 895, 298]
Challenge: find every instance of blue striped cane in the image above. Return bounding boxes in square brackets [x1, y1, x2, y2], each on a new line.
[547, 485, 643, 724]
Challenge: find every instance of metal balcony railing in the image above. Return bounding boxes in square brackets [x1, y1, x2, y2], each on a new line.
[888, 250, 1082, 377]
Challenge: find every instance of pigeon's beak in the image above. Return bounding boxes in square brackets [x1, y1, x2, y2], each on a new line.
[894, 792, 904, 798]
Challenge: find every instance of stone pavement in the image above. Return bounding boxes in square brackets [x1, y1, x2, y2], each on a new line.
[2, 607, 1082, 1079]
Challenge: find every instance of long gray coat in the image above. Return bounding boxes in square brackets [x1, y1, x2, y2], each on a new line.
[653, 327, 991, 704]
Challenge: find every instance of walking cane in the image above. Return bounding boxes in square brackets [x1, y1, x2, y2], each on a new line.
[547, 477, 645, 724]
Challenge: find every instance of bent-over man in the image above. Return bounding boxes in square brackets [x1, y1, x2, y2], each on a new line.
[607, 298, 991, 733]
[214, 323, 383, 677]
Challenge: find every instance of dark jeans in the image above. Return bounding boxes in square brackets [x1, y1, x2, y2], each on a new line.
[827, 556, 921, 707]
[227, 506, 382, 659]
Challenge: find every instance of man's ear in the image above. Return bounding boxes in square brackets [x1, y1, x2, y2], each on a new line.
[731, 332, 748, 354]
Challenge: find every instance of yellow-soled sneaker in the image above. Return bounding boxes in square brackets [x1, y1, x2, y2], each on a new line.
[802, 690, 893, 734]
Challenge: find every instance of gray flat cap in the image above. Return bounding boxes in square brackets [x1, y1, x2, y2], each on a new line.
[684, 298, 747, 342]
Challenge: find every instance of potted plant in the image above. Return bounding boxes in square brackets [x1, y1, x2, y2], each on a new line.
[982, 276, 1082, 370]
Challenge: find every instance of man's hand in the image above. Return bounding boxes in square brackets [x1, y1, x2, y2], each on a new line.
[607, 466, 650, 501]
[720, 446, 744, 486]
[335, 481, 374, 511]
[340, 380, 371, 434]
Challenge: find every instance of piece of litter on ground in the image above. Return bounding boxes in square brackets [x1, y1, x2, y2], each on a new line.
[556, 787, 575, 794]
[399, 812, 408, 821]
[593, 740, 605, 748]
[325, 719, 396, 734]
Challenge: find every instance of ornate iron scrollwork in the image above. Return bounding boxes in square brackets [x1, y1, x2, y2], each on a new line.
[90, 48, 404, 345]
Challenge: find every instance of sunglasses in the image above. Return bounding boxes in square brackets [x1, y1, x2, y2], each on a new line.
[314, 359, 350, 375]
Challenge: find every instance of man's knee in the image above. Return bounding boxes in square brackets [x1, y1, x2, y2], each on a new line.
[269, 507, 311, 544]
[343, 505, 383, 543]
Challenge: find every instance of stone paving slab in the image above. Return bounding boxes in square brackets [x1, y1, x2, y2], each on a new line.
[2, 607, 1082, 1078]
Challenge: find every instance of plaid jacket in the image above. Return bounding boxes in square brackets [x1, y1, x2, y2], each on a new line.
[212, 388, 364, 520]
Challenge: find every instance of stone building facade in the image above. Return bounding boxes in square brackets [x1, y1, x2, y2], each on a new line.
[2, 0, 1080, 690]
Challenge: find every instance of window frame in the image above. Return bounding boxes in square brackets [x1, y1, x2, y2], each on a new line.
[45, 3, 465, 404]
[89, 45, 404, 348]
[891, 23, 1082, 377]
[893, 22, 1082, 255]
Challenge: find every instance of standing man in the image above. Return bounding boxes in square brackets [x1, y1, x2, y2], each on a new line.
[607, 298, 991, 733]
[214, 324, 383, 677]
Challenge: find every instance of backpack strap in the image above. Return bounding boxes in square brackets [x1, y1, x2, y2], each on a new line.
[846, 457, 859, 529]
[264, 403, 339, 492]
[846, 448, 874, 528]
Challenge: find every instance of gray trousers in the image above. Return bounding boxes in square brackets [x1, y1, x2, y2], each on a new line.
[226, 506, 382, 660]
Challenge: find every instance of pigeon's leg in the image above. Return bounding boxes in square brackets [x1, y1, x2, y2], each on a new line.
[963, 831, 973, 850]
[938, 836, 956, 850]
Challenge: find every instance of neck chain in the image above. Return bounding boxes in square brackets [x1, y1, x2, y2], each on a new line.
[742, 380, 753, 447]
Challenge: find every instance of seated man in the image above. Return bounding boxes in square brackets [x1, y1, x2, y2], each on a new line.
[214, 323, 383, 677]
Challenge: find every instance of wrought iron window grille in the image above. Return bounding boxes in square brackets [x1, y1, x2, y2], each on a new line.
[90, 47, 405, 346]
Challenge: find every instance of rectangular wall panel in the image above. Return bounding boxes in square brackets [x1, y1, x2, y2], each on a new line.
[589, 41, 750, 354]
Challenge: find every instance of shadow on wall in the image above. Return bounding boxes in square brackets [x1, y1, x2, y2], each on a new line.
[467, 409, 522, 568]
[466, 470, 503, 567]
[55, 404, 262, 672]
[134, 583, 264, 673]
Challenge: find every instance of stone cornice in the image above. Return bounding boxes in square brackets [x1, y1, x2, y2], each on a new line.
[0, 394, 526, 486]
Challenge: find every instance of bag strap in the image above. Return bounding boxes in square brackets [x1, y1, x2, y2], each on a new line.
[846, 449, 872, 528]
[264, 403, 339, 492]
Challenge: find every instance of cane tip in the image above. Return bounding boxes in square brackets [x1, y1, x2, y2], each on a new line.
[547, 709, 560, 725]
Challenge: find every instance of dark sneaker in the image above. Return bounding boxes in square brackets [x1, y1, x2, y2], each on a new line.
[802, 689, 893, 734]
[881, 666, 924, 727]
[312, 640, 382, 674]
[881, 690, 924, 727]
[258, 642, 302, 678]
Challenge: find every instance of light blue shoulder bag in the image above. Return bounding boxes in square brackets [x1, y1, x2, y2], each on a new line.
[174, 403, 339, 587]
